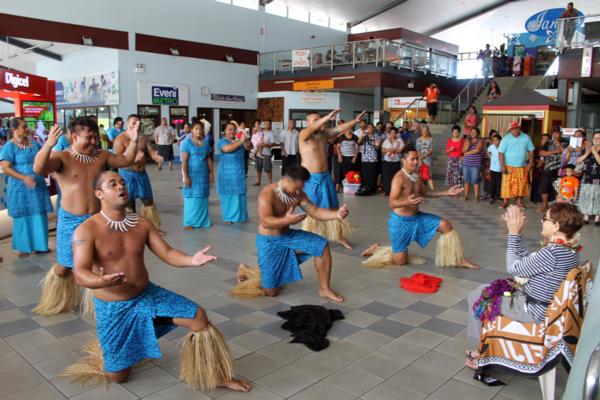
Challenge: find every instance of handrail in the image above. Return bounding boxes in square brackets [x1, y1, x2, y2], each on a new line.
[583, 342, 600, 400]
[393, 96, 424, 124]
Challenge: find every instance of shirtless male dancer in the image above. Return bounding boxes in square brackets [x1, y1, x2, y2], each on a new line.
[113, 114, 164, 232]
[299, 109, 365, 249]
[32, 116, 139, 316]
[235, 166, 347, 302]
[386, 146, 479, 268]
[66, 171, 250, 392]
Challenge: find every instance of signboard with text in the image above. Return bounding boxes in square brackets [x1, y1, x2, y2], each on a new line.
[0, 68, 49, 96]
[152, 86, 179, 105]
[137, 82, 189, 106]
[292, 80, 334, 91]
[292, 49, 311, 67]
[211, 93, 245, 102]
[386, 96, 426, 109]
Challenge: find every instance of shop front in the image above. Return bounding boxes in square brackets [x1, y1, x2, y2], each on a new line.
[137, 82, 189, 136]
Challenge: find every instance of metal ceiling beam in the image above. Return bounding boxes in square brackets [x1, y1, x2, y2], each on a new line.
[0, 98, 14, 104]
[348, 0, 409, 28]
[0, 35, 63, 62]
[423, 0, 514, 36]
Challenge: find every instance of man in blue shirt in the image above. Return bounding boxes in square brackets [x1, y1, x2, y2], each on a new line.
[106, 117, 125, 148]
[498, 121, 535, 208]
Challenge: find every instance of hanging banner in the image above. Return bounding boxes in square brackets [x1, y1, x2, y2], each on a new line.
[581, 46, 593, 78]
[292, 49, 311, 67]
[137, 82, 189, 106]
[293, 80, 334, 91]
[55, 71, 119, 106]
[386, 96, 426, 109]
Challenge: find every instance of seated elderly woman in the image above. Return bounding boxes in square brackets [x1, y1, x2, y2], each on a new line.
[464, 203, 584, 369]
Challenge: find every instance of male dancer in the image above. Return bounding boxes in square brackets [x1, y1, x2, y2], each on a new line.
[234, 166, 347, 302]
[66, 171, 249, 392]
[364, 146, 479, 269]
[32, 116, 139, 316]
[113, 114, 164, 232]
[299, 109, 365, 249]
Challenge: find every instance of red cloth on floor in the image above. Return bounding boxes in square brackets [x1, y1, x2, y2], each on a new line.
[400, 273, 443, 293]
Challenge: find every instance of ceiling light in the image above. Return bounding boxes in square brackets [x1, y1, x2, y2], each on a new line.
[82, 36, 93, 46]
[170, 48, 180, 56]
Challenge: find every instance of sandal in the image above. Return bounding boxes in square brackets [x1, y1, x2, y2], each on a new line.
[465, 357, 479, 370]
[465, 350, 480, 359]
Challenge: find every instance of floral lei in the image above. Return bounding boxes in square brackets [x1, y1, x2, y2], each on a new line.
[473, 278, 517, 322]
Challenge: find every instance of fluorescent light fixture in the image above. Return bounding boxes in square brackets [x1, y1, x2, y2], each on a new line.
[225, 54, 235, 63]
[169, 48, 180, 56]
[332, 76, 355, 80]
[275, 80, 294, 84]
[82, 36, 93, 46]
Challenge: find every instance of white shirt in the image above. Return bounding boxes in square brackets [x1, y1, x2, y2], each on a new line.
[282, 129, 299, 155]
[382, 138, 405, 162]
[354, 128, 367, 153]
[258, 130, 274, 157]
[154, 125, 176, 145]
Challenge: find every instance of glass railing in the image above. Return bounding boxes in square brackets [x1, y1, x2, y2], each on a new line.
[556, 14, 600, 52]
[259, 38, 458, 77]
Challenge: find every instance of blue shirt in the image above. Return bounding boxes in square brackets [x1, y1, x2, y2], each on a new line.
[487, 144, 501, 172]
[217, 138, 246, 196]
[107, 127, 124, 142]
[52, 135, 70, 152]
[497, 132, 534, 167]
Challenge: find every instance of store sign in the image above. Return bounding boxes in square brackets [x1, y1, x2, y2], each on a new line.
[5, 71, 29, 89]
[55, 71, 119, 106]
[293, 80, 334, 91]
[152, 86, 179, 105]
[137, 82, 189, 106]
[301, 91, 326, 105]
[211, 93, 245, 102]
[0, 68, 48, 95]
[581, 46, 593, 78]
[292, 49, 311, 67]
[386, 96, 426, 109]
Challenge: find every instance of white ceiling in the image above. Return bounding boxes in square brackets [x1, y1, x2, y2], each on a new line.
[0, 38, 85, 73]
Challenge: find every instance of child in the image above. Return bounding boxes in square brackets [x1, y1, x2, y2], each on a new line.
[249, 127, 262, 160]
[480, 158, 491, 200]
[486, 133, 502, 204]
[557, 164, 579, 203]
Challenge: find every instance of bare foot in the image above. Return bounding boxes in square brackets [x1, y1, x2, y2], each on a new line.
[224, 221, 233, 225]
[339, 238, 353, 250]
[319, 288, 344, 302]
[220, 378, 251, 392]
[252, 182, 260, 186]
[407, 255, 427, 265]
[184, 226, 193, 231]
[465, 357, 479, 370]
[458, 259, 480, 269]
[361, 243, 380, 257]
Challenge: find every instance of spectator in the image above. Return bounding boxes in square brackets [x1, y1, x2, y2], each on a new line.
[487, 80, 502, 100]
[464, 105, 478, 136]
[375, 122, 384, 136]
[577, 131, 600, 225]
[424, 83, 440, 124]
[539, 128, 563, 211]
[281, 119, 299, 176]
[531, 134, 549, 204]
[481, 44, 493, 78]
[559, 2, 580, 48]
[178, 122, 192, 143]
[336, 129, 359, 191]
[106, 116, 124, 146]
[498, 122, 535, 208]
[562, 129, 586, 170]
[98, 124, 110, 150]
[487, 133, 504, 204]
[399, 121, 412, 145]
[416, 126, 435, 190]
[153, 117, 176, 170]
[462, 127, 485, 201]
[445, 125, 464, 187]
[381, 127, 404, 195]
[354, 118, 368, 166]
[557, 164, 579, 203]
[253, 119, 275, 186]
[358, 123, 382, 194]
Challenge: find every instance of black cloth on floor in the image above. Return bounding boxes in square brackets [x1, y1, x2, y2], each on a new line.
[277, 305, 344, 351]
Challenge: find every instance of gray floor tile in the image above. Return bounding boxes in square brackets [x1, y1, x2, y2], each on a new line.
[8, 265, 45, 277]
[419, 317, 465, 336]
[44, 319, 93, 338]
[359, 301, 401, 317]
[405, 301, 447, 316]
[0, 318, 40, 338]
[0, 382, 67, 400]
[259, 321, 290, 339]
[215, 320, 254, 340]
[324, 366, 384, 396]
[0, 299, 16, 311]
[366, 319, 413, 338]
[429, 378, 495, 400]
[327, 320, 363, 339]
[211, 303, 255, 319]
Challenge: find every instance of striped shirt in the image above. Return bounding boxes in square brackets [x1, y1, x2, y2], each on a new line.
[338, 135, 358, 157]
[506, 235, 580, 322]
[462, 138, 484, 167]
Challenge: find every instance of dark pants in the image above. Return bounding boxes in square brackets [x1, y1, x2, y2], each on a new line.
[244, 149, 249, 176]
[339, 156, 357, 184]
[281, 154, 298, 176]
[332, 156, 340, 185]
[361, 162, 378, 192]
[490, 170, 502, 201]
[382, 161, 401, 195]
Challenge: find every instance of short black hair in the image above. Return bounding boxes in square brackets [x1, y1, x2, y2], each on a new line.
[127, 114, 140, 121]
[73, 116, 99, 134]
[93, 170, 117, 190]
[401, 145, 418, 158]
[9, 117, 24, 130]
[113, 117, 124, 125]
[451, 125, 461, 132]
[284, 165, 311, 182]
[565, 164, 576, 170]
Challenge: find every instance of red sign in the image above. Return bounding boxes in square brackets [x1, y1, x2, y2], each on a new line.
[23, 105, 47, 118]
[0, 68, 49, 96]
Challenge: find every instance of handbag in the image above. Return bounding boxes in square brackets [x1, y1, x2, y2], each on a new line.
[419, 164, 431, 181]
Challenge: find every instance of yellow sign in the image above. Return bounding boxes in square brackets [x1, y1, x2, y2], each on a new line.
[293, 80, 334, 91]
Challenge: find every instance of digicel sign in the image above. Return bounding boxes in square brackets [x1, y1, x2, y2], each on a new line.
[0, 68, 49, 96]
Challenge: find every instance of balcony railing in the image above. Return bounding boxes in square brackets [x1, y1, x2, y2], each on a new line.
[259, 38, 458, 78]
[556, 14, 600, 52]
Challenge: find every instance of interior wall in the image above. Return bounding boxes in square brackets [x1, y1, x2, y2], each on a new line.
[258, 90, 341, 123]
[35, 48, 120, 79]
[339, 93, 373, 121]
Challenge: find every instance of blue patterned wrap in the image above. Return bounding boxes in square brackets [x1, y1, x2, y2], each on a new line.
[217, 138, 246, 196]
[119, 169, 153, 200]
[181, 139, 210, 198]
[0, 141, 52, 218]
[57, 208, 92, 268]
[388, 211, 441, 253]
[256, 229, 327, 289]
[95, 282, 198, 373]
[303, 172, 339, 209]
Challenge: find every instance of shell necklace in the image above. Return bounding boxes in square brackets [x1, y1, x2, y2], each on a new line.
[15, 136, 32, 149]
[401, 168, 419, 182]
[69, 147, 99, 164]
[274, 181, 297, 206]
[100, 211, 140, 232]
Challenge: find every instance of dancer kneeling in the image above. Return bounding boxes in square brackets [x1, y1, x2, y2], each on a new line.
[364, 146, 479, 269]
[236, 166, 347, 302]
[69, 171, 250, 392]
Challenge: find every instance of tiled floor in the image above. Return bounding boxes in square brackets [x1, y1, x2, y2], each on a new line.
[1, 165, 598, 400]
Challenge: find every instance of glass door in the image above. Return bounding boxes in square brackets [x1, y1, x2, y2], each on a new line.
[137, 105, 161, 137]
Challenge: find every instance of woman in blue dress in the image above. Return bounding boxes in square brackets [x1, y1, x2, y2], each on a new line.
[0, 117, 53, 256]
[181, 122, 213, 229]
[217, 122, 251, 224]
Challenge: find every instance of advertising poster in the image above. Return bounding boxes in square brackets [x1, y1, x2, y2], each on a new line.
[56, 71, 119, 106]
[22, 101, 55, 130]
[292, 49, 311, 67]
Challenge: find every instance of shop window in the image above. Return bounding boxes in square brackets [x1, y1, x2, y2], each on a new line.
[137, 105, 161, 136]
